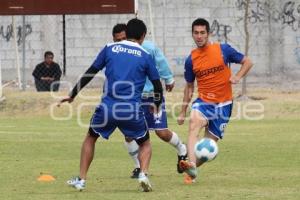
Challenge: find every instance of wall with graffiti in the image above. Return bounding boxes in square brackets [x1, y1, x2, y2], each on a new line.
[0, 0, 299, 84]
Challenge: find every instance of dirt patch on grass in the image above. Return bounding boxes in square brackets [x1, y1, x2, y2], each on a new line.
[1, 87, 299, 120]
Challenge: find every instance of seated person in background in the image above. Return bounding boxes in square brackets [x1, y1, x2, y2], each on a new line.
[32, 51, 62, 91]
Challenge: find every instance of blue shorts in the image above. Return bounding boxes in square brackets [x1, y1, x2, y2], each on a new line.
[141, 97, 168, 130]
[89, 102, 148, 140]
[191, 98, 232, 139]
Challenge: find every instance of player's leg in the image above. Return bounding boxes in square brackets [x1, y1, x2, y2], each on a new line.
[123, 97, 154, 178]
[135, 132, 152, 192]
[118, 110, 153, 192]
[67, 129, 98, 191]
[194, 102, 232, 167]
[79, 129, 99, 180]
[67, 104, 114, 190]
[143, 97, 188, 172]
[182, 101, 232, 182]
[124, 137, 140, 178]
[155, 129, 186, 156]
[155, 129, 187, 173]
[195, 128, 219, 167]
[188, 110, 207, 165]
[135, 133, 151, 176]
[124, 132, 153, 191]
[179, 108, 208, 183]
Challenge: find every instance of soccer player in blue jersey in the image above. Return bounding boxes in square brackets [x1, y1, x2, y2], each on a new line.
[58, 19, 163, 192]
[112, 24, 187, 178]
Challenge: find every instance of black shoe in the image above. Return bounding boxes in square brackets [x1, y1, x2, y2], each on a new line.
[177, 154, 188, 173]
[130, 168, 140, 179]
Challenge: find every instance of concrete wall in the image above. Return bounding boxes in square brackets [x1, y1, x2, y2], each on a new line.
[1, 0, 300, 87]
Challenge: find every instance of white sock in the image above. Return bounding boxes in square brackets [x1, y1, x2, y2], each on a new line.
[169, 132, 187, 156]
[80, 179, 86, 183]
[124, 140, 140, 168]
[78, 177, 85, 182]
[139, 172, 146, 178]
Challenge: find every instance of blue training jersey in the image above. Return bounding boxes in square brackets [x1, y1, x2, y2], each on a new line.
[142, 40, 174, 94]
[91, 40, 160, 103]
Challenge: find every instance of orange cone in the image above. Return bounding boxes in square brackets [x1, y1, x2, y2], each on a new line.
[37, 174, 56, 182]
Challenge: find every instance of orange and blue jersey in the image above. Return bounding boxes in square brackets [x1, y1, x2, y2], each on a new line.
[184, 43, 244, 103]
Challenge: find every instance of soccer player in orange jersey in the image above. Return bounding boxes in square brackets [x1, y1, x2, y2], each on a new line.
[177, 18, 253, 183]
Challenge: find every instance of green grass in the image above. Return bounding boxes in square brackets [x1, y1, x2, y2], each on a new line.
[0, 116, 299, 200]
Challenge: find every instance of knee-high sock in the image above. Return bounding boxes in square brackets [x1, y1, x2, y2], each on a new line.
[125, 140, 140, 168]
[169, 132, 187, 156]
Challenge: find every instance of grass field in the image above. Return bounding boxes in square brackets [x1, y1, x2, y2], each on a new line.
[0, 88, 299, 200]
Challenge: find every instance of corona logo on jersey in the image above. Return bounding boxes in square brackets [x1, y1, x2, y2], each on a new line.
[112, 45, 142, 57]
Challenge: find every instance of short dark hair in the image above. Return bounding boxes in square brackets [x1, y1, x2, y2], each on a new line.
[126, 18, 147, 40]
[112, 23, 127, 36]
[44, 51, 54, 58]
[192, 18, 210, 33]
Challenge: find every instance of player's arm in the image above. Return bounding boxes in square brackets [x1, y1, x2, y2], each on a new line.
[68, 66, 100, 99]
[230, 56, 253, 84]
[177, 55, 195, 125]
[146, 55, 164, 110]
[151, 79, 163, 109]
[153, 45, 175, 92]
[58, 66, 100, 105]
[58, 46, 107, 106]
[221, 44, 253, 84]
[177, 82, 194, 125]
[144, 40, 174, 92]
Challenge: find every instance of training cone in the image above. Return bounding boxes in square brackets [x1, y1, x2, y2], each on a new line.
[37, 174, 56, 182]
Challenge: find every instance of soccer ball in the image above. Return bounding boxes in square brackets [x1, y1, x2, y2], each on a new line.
[194, 138, 218, 162]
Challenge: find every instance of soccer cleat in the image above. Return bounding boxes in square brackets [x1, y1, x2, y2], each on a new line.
[138, 173, 152, 192]
[177, 154, 188, 173]
[130, 168, 141, 179]
[67, 176, 86, 191]
[179, 160, 197, 179]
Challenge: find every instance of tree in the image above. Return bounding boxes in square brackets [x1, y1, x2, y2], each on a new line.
[241, 0, 250, 97]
